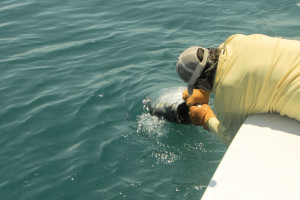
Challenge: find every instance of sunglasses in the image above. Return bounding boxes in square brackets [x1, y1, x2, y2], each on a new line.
[193, 60, 218, 92]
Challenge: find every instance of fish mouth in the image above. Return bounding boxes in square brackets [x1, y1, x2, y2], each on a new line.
[149, 101, 191, 124]
[176, 102, 191, 124]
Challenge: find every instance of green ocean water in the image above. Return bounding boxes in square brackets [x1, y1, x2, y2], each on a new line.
[1, 0, 300, 199]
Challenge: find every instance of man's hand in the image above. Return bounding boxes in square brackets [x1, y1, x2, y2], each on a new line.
[182, 89, 210, 107]
[188, 104, 216, 129]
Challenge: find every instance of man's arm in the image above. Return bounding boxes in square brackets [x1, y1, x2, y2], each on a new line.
[207, 117, 231, 145]
[189, 105, 232, 145]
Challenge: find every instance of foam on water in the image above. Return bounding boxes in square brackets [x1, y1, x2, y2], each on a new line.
[137, 113, 166, 137]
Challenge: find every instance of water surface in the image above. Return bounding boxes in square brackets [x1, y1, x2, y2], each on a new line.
[1, 0, 299, 199]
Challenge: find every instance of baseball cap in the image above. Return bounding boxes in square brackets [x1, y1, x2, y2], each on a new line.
[176, 46, 209, 95]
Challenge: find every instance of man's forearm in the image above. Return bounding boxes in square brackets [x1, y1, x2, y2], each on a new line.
[207, 117, 231, 145]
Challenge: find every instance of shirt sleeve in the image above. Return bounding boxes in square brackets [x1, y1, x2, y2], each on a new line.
[207, 111, 245, 145]
[207, 117, 231, 145]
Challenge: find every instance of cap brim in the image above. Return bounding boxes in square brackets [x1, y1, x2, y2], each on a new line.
[188, 85, 193, 95]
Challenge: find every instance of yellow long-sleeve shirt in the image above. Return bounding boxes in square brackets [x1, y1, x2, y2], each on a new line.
[207, 34, 300, 145]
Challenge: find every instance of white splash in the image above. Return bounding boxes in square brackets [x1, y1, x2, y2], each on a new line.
[151, 149, 180, 164]
[137, 113, 166, 137]
[151, 87, 185, 107]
